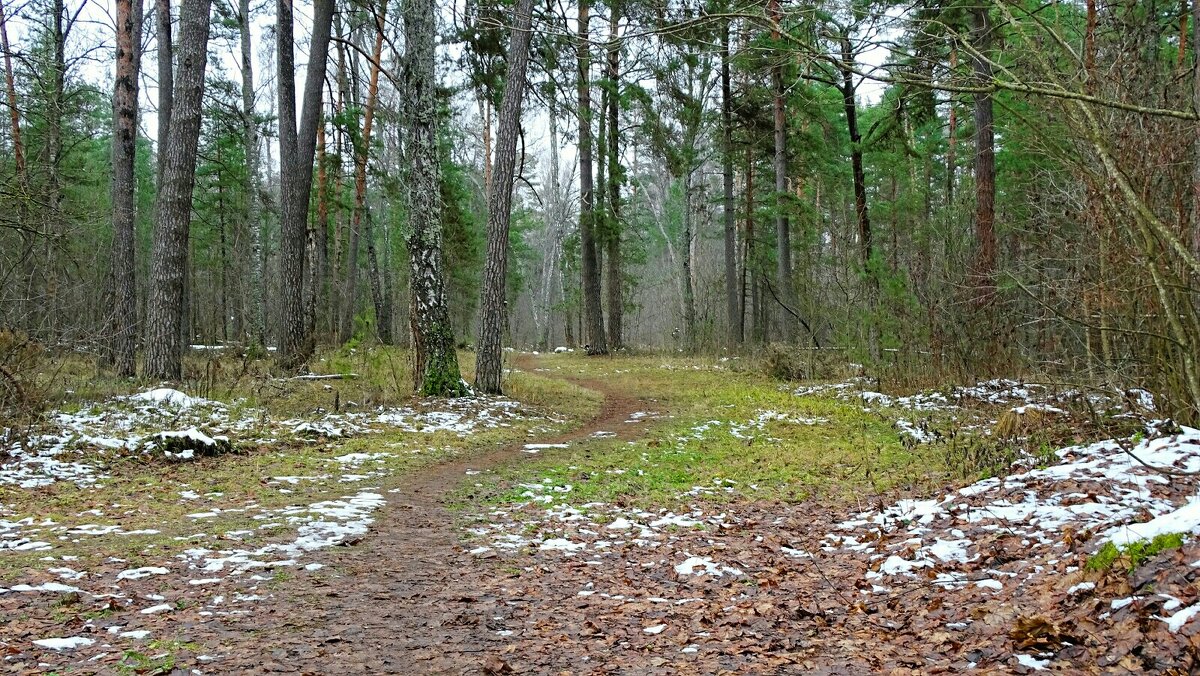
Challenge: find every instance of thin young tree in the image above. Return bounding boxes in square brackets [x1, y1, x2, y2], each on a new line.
[603, 0, 622, 350]
[405, 0, 467, 395]
[770, 0, 793, 341]
[352, 0, 390, 345]
[277, 0, 335, 367]
[237, 0, 264, 346]
[1, 0, 31, 329]
[475, 0, 535, 394]
[970, 6, 997, 307]
[107, 0, 143, 376]
[721, 15, 737, 346]
[144, 0, 212, 380]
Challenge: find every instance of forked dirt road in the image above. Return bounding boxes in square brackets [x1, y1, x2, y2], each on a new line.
[194, 362, 646, 674]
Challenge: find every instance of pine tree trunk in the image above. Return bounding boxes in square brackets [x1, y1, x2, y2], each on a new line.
[156, 0, 172, 186]
[405, 0, 466, 396]
[604, 3, 622, 351]
[770, 0, 793, 341]
[278, 0, 334, 368]
[144, 0, 211, 380]
[475, 0, 534, 393]
[577, 0, 607, 355]
[108, 0, 143, 376]
[239, 0, 264, 347]
[721, 18, 738, 347]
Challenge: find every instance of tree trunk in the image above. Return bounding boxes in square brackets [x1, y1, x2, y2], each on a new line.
[971, 7, 998, 306]
[144, 0, 212, 380]
[770, 0, 793, 341]
[946, 47, 957, 205]
[578, 0, 607, 355]
[1192, 0, 1200, 260]
[42, 0, 65, 340]
[722, 18, 738, 347]
[839, 31, 876, 357]
[156, 0, 172, 186]
[0, 0, 32, 331]
[405, 0, 466, 396]
[475, 0, 535, 394]
[604, 2, 622, 351]
[239, 0, 264, 346]
[355, 0, 390, 345]
[108, 0, 143, 376]
[742, 145, 755, 343]
[278, 0, 334, 368]
[683, 172, 696, 348]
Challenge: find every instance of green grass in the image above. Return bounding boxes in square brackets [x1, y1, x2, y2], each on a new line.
[469, 353, 947, 509]
[1087, 532, 1187, 572]
[0, 346, 602, 579]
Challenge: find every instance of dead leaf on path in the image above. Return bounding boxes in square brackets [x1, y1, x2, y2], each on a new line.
[1011, 615, 1078, 650]
[482, 654, 514, 674]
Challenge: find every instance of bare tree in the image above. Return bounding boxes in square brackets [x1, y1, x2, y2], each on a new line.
[144, 0, 212, 379]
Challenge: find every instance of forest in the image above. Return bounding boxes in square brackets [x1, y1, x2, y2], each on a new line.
[3, 0, 1200, 672]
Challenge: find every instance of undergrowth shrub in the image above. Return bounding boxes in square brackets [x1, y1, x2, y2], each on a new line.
[0, 329, 44, 418]
[761, 344, 854, 382]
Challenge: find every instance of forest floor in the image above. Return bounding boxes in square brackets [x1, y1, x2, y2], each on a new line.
[2, 350, 1200, 673]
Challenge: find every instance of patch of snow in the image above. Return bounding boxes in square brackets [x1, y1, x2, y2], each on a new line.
[32, 637, 94, 650]
[1015, 654, 1050, 670]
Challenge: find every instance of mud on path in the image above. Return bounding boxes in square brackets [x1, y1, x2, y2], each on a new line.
[195, 363, 647, 674]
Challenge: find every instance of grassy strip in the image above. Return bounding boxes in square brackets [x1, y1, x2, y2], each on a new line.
[470, 354, 944, 509]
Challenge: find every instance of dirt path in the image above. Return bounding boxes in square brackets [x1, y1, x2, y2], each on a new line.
[198, 362, 646, 674]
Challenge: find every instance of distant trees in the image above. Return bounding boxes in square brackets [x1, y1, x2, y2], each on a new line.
[1, 0, 1199, 418]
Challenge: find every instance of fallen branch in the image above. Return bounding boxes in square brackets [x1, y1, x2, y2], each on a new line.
[287, 373, 359, 381]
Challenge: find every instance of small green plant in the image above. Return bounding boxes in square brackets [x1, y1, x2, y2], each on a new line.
[1087, 532, 1186, 572]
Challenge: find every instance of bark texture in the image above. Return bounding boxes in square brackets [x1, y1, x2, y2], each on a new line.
[475, 0, 535, 394]
[578, 0, 607, 355]
[108, 0, 143, 376]
[144, 0, 211, 380]
[405, 0, 466, 396]
[278, 0, 334, 368]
